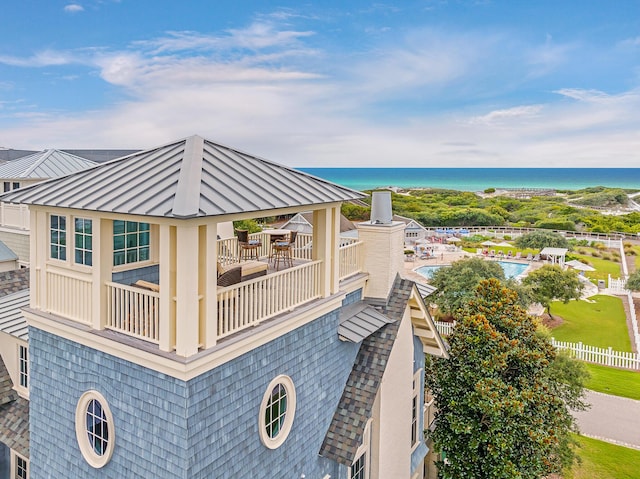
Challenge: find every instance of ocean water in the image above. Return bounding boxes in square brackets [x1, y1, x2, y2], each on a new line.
[298, 168, 640, 192]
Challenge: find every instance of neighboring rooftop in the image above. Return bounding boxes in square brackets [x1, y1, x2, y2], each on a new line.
[0, 135, 364, 219]
[59, 149, 140, 163]
[0, 268, 30, 297]
[0, 149, 97, 179]
[0, 241, 18, 263]
[0, 149, 38, 162]
[0, 289, 29, 341]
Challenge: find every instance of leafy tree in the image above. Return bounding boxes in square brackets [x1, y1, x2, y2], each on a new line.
[514, 230, 569, 250]
[626, 271, 640, 292]
[426, 279, 588, 479]
[232, 219, 262, 233]
[522, 265, 583, 316]
[430, 258, 505, 316]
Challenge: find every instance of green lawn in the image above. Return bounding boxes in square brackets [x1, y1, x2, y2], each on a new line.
[571, 253, 622, 283]
[583, 363, 640, 400]
[550, 295, 631, 351]
[563, 435, 640, 479]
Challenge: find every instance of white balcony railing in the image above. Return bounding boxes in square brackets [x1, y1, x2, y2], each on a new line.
[217, 260, 322, 339]
[0, 202, 30, 230]
[106, 282, 160, 344]
[46, 270, 92, 324]
[339, 239, 363, 280]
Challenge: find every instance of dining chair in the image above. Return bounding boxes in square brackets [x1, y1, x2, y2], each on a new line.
[236, 229, 262, 261]
[272, 231, 298, 270]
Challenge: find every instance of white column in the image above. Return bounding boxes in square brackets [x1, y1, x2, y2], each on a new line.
[32, 209, 48, 310]
[91, 218, 112, 330]
[204, 223, 218, 348]
[175, 224, 200, 357]
[313, 208, 337, 298]
[159, 224, 176, 352]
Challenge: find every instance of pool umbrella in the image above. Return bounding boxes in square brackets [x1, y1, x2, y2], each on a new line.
[496, 241, 512, 247]
[481, 240, 497, 246]
[446, 237, 461, 242]
[565, 259, 596, 272]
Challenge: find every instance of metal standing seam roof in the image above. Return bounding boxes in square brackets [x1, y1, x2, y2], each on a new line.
[0, 289, 29, 341]
[338, 303, 394, 342]
[0, 149, 97, 179]
[0, 135, 365, 219]
[0, 241, 18, 262]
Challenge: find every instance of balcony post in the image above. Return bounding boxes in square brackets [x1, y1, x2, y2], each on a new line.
[204, 223, 218, 348]
[159, 224, 176, 352]
[91, 218, 112, 330]
[313, 205, 340, 297]
[175, 224, 201, 357]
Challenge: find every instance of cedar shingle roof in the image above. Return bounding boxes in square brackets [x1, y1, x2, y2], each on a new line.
[0, 355, 29, 457]
[319, 275, 414, 465]
[0, 356, 17, 406]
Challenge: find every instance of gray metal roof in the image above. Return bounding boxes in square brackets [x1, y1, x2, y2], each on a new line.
[0, 149, 97, 179]
[0, 241, 18, 262]
[338, 302, 394, 342]
[0, 289, 29, 341]
[0, 135, 365, 219]
[416, 282, 437, 297]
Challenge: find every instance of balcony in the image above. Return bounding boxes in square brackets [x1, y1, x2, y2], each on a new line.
[35, 231, 364, 352]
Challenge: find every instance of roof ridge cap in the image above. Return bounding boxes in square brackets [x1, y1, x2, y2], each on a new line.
[23, 149, 52, 177]
[171, 135, 204, 218]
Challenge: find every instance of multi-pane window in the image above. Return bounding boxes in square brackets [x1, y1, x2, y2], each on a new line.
[14, 453, 28, 479]
[18, 345, 28, 389]
[350, 453, 366, 479]
[3, 182, 9, 192]
[86, 399, 109, 456]
[50, 215, 67, 260]
[12, 182, 20, 190]
[74, 218, 93, 266]
[113, 220, 150, 266]
[411, 395, 418, 446]
[265, 383, 288, 439]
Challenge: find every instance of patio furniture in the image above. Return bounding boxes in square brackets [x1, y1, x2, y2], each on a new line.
[217, 260, 268, 282]
[272, 231, 298, 270]
[236, 229, 262, 261]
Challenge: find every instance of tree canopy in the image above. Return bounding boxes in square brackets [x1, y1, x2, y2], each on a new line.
[514, 230, 570, 250]
[426, 279, 588, 479]
[522, 265, 583, 316]
[428, 257, 531, 316]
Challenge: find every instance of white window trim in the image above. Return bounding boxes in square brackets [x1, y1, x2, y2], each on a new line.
[411, 368, 423, 452]
[16, 343, 28, 397]
[73, 217, 93, 267]
[49, 213, 68, 263]
[349, 418, 371, 479]
[258, 375, 296, 449]
[75, 390, 115, 468]
[11, 450, 29, 479]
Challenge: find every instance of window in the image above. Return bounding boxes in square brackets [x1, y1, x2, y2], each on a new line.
[50, 215, 67, 261]
[3, 182, 10, 192]
[74, 218, 93, 266]
[350, 453, 366, 479]
[18, 345, 27, 389]
[13, 452, 28, 479]
[259, 375, 296, 449]
[113, 220, 150, 266]
[12, 182, 19, 190]
[349, 419, 371, 479]
[411, 369, 422, 449]
[75, 391, 115, 468]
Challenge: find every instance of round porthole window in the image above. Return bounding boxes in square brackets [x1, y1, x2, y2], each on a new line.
[259, 375, 296, 449]
[75, 390, 115, 468]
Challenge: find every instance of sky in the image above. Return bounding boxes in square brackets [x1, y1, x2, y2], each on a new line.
[0, 0, 639, 167]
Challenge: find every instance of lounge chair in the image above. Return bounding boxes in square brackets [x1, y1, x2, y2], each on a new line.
[515, 252, 522, 259]
[507, 250, 513, 258]
[532, 254, 540, 261]
[526, 253, 533, 261]
[489, 250, 496, 258]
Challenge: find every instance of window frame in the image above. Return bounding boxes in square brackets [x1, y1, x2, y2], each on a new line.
[411, 368, 422, 451]
[73, 217, 93, 266]
[49, 214, 67, 261]
[349, 418, 371, 479]
[112, 220, 151, 267]
[11, 450, 29, 479]
[258, 375, 296, 449]
[75, 390, 115, 468]
[18, 344, 28, 390]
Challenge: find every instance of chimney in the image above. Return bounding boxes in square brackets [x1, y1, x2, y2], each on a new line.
[356, 190, 405, 300]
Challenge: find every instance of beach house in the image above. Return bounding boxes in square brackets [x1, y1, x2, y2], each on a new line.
[0, 135, 446, 478]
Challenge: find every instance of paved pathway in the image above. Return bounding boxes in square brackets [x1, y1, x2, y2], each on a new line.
[573, 390, 640, 450]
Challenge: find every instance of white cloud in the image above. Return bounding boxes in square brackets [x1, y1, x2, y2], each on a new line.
[64, 4, 84, 13]
[0, 50, 75, 67]
[470, 105, 544, 125]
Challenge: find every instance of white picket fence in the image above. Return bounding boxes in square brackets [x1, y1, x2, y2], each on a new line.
[551, 338, 640, 370]
[434, 321, 640, 370]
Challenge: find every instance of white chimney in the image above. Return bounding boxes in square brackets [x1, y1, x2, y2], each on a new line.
[370, 190, 393, 225]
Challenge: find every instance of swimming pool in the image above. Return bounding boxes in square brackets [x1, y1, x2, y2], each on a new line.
[416, 261, 529, 281]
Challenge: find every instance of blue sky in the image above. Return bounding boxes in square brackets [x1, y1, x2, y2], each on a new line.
[0, 0, 639, 167]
